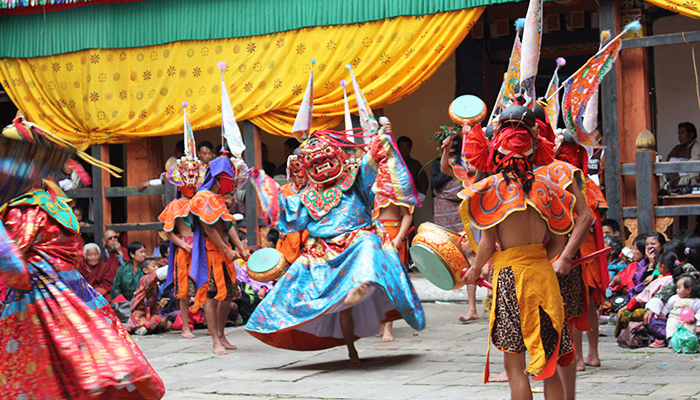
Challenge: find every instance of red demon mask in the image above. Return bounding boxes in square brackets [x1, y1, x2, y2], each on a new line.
[300, 138, 346, 185]
[287, 155, 308, 189]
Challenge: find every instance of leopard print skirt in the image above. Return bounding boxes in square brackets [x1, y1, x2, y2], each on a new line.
[557, 264, 585, 319]
[492, 266, 574, 358]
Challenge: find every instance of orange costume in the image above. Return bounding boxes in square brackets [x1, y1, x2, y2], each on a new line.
[277, 182, 309, 265]
[158, 198, 196, 300]
[463, 113, 575, 381]
[581, 178, 609, 305]
[556, 138, 609, 315]
[189, 189, 240, 310]
[372, 193, 413, 266]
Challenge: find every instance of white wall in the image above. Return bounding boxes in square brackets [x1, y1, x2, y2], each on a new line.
[653, 14, 700, 159]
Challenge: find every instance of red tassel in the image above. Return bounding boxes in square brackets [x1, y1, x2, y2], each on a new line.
[66, 159, 92, 186]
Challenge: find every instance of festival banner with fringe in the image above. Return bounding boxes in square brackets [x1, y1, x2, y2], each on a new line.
[561, 22, 640, 147]
[0, 8, 483, 147]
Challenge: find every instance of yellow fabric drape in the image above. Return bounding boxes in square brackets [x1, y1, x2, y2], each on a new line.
[0, 8, 483, 147]
[646, 0, 700, 19]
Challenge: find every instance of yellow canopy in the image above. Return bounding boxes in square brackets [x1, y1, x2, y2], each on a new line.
[0, 8, 484, 147]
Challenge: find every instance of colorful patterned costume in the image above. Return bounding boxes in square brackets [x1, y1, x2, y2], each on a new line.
[189, 157, 242, 311]
[372, 193, 414, 266]
[127, 273, 166, 333]
[160, 146, 206, 311]
[246, 131, 424, 350]
[462, 109, 576, 381]
[0, 191, 164, 399]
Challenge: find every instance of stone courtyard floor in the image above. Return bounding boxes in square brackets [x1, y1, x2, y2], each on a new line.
[135, 276, 700, 400]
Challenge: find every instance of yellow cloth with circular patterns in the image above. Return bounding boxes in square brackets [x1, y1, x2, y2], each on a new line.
[0, 8, 483, 148]
[647, 0, 700, 19]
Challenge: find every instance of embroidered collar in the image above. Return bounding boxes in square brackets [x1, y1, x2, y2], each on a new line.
[299, 168, 358, 220]
[3, 190, 79, 233]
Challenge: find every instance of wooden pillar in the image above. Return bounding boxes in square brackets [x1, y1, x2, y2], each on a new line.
[618, 47, 653, 208]
[243, 120, 262, 247]
[614, 0, 653, 210]
[635, 151, 655, 235]
[635, 129, 658, 235]
[600, 0, 622, 227]
[125, 137, 163, 252]
[90, 145, 105, 247]
[100, 144, 112, 227]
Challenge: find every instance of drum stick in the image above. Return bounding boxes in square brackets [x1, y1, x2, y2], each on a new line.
[476, 276, 492, 290]
[571, 247, 611, 267]
[440, 132, 460, 150]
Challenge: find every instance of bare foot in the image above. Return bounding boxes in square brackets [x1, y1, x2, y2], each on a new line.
[220, 336, 238, 350]
[207, 330, 229, 336]
[458, 312, 480, 323]
[213, 343, 228, 355]
[487, 371, 509, 382]
[576, 359, 586, 371]
[348, 350, 362, 367]
[382, 331, 394, 342]
[181, 330, 196, 339]
[344, 282, 370, 307]
[584, 355, 601, 367]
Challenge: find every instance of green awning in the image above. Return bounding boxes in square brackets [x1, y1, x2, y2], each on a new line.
[0, 0, 520, 58]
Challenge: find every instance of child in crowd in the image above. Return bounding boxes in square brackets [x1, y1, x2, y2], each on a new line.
[616, 251, 678, 337]
[604, 234, 628, 297]
[127, 258, 173, 336]
[645, 276, 700, 347]
[602, 235, 647, 316]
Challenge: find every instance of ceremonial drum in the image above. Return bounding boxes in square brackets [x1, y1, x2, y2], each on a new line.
[247, 248, 290, 282]
[448, 95, 488, 127]
[410, 222, 470, 291]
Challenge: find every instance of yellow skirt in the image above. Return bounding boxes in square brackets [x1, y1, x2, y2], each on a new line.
[486, 243, 573, 381]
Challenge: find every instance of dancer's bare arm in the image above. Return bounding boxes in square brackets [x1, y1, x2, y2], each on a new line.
[166, 231, 192, 253]
[552, 180, 593, 276]
[201, 222, 238, 260]
[462, 227, 496, 284]
[440, 135, 455, 177]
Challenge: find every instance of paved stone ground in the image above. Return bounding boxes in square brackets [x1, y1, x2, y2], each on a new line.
[135, 276, 700, 400]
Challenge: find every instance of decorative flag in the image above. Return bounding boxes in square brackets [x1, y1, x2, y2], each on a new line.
[520, 0, 543, 109]
[544, 57, 565, 131]
[581, 31, 610, 135]
[561, 21, 641, 147]
[497, 20, 524, 110]
[346, 64, 379, 135]
[339, 79, 355, 143]
[291, 59, 316, 141]
[218, 61, 245, 158]
[182, 101, 195, 156]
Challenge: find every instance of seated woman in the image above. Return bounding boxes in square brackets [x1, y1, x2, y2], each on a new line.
[77, 243, 117, 301]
